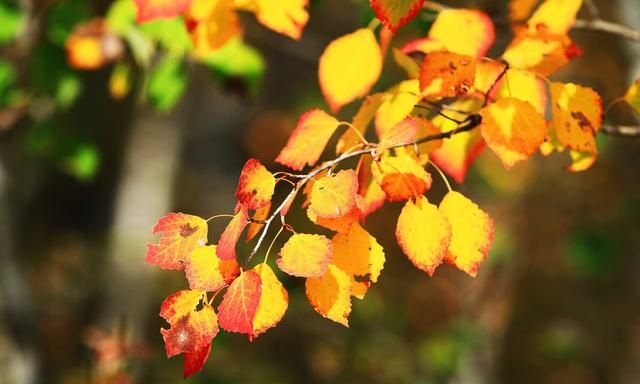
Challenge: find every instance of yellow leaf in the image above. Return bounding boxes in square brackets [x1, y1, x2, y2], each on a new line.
[146, 213, 208, 270]
[396, 195, 451, 276]
[527, 0, 583, 35]
[332, 223, 385, 299]
[550, 82, 603, 154]
[376, 117, 419, 156]
[567, 150, 597, 172]
[305, 264, 352, 326]
[371, 151, 431, 202]
[275, 109, 341, 171]
[185, 0, 239, 57]
[336, 94, 384, 155]
[415, 116, 443, 155]
[502, 30, 581, 77]
[160, 289, 207, 324]
[307, 205, 360, 234]
[319, 29, 383, 112]
[251, 263, 288, 339]
[509, 0, 539, 22]
[277, 233, 333, 277]
[309, 170, 358, 219]
[235, 158, 275, 210]
[235, 0, 308, 39]
[185, 245, 239, 291]
[375, 80, 422, 137]
[624, 78, 640, 114]
[428, 9, 495, 57]
[439, 191, 494, 277]
[492, 69, 547, 115]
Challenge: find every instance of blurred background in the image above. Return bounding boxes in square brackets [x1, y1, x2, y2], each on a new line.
[1, 0, 640, 383]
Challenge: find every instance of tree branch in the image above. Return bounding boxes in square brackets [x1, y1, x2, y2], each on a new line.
[600, 124, 640, 136]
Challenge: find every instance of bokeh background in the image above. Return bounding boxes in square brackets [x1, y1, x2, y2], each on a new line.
[1, 0, 640, 383]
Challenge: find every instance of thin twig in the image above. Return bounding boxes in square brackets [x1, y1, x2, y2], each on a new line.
[583, 0, 601, 21]
[600, 125, 640, 136]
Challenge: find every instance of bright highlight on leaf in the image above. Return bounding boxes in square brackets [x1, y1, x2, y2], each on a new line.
[235, 158, 276, 210]
[277, 233, 333, 278]
[216, 205, 248, 261]
[305, 264, 352, 326]
[146, 213, 208, 270]
[375, 80, 422, 136]
[527, 0, 583, 35]
[439, 191, 494, 277]
[428, 9, 495, 57]
[309, 170, 359, 219]
[480, 97, 547, 169]
[134, 0, 192, 23]
[396, 195, 452, 276]
[419, 51, 476, 98]
[370, 0, 425, 33]
[184, 245, 239, 291]
[235, 0, 309, 40]
[550, 82, 603, 154]
[251, 263, 288, 339]
[319, 28, 383, 112]
[218, 270, 262, 334]
[275, 109, 341, 171]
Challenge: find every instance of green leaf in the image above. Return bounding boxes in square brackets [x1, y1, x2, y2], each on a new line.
[30, 44, 83, 108]
[200, 38, 265, 93]
[0, 3, 25, 44]
[63, 143, 100, 181]
[106, 0, 137, 35]
[148, 57, 187, 112]
[140, 18, 192, 54]
[45, 0, 88, 46]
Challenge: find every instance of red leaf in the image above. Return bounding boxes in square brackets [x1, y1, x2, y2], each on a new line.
[370, 0, 426, 33]
[146, 213, 208, 270]
[218, 270, 262, 334]
[235, 158, 276, 210]
[134, 0, 192, 23]
[216, 205, 249, 261]
[183, 343, 211, 379]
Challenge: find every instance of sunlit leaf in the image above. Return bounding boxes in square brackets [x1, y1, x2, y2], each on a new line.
[275, 109, 341, 171]
[185, 0, 239, 57]
[133, 0, 192, 23]
[216, 205, 249, 261]
[371, 151, 432, 201]
[419, 51, 476, 98]
[183, 343, 211, 379]
[336, 93, 384, 155]
[199, 37, 265, 91]
[251, 263, 288, 339]
[235, 0, 309, 39]
[439, 191, 494, 277]
[246, 202, 271, 242]
[277, 233, 333, 278]
[218, 270, 262, 333]
[146, 213, 208, 270]
[509, 0, 539, 22]
[319, 28, 382, 112]
[370, 0, 425, 33]
[235, 158, 275, 210]
[550, 82, 603, 153]
[375, 80, 422, 136]
[396, 195, 451, 276]
[527, 0, 583, 35]
[309, 170, 359, 218]
[305, 264, 352, 326]
[480, 97, 547, 169]
[428, 9, 495, 57]
[491, 69, 547, 115]
[376, 117, 419, 156]
[185, 245, 239, 291]
[307, 200, 361, 233]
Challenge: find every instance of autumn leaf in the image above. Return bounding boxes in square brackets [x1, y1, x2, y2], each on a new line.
[218, 270, 262, 333]
[307, 204, 361, 234]
[550, 82, 603, 153]
[428, 9, 495, 57]
[305, 264, 352, 326]
[276, 233, 332, 278]
[216, 205, 248, 261]
[419, 51, 476, 98]
[185, 0, 239, 57]
[356, 155, 387, 218]
[526, 0, 583, 35]
[332, 223, 385, 299]
[375, 80, 422, 136]
[184, 245, 239, 291]
[134, 0, 192, 23]
[624, 78, 640, 114]
[146, 213, 208, 270]
[502, 29, 581, 76]
[480, 98, 547, 169]
[371, 151, 432, 202]
[183, 343, 211, 379]
[235, 0, 309, 39]
[376, 117, 419, 156]
[491, 69, 547, 115]
[160, 289, 207, 324]
[246, 202, 271, 242]
[336, 94, 384, 155]
[275, 109, 341, 171]
[509, 0, 539, 22]
[319, 29, 382, 112]
[251, 263, 288, 339]
[309, 170, 359, 219]
[414, 116, 443, 155]
[392, 48, 421, 79]
[439, 191, 494, 277]
[65, 19, 123, 70]
[370, 0, 425, 33]
[235, 158, 276, 210]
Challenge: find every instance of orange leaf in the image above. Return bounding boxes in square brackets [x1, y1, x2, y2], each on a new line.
[396, 195, 451, 276]
[184, 245, 239, 291]
[309, 170, 359, 219]
[415, 116, 443, 155]
[550, 82, 603, 154]
[276, 233, 333, 278]
[218, 270, 262, 334]
[216, 205, 248, 261]
[356, 155, 387, 218]
[372, 151, 432, 202]
[305, 264, 352, 326]
[370, 0, 425, 33]
[332, 223, 385, 299]
[319, 29, 383, 112]
[509, 0, 538, 22]
[146, 213, 208, 270]
[428, 9, 495, 57]
[419, 51, 476, 97]
[134, 0, 192, 23]
[65, 19, 123, 70]
[527, 0, 583, 35]
[235, 0, 308, 39]
[160, 289, 207, 324]
[376, 117, 419, 156]
[336, 94, 384, 155]
[251, 263, 288, 339]
[439, 191, 494, 277]
[275, 109, 341, 171]
[246, 202, 271, 242]
[185, 0, 239, 57]
[235, 158, 275, 210]
[480, 98, 547, 169]
[307, 204, 361, 234]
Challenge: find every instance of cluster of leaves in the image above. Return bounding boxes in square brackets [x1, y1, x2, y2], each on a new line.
[141, 0, 640, 379]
